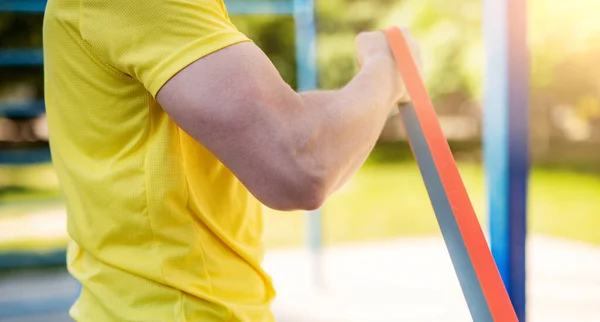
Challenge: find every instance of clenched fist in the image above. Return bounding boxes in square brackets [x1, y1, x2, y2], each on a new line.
[355, 27, 422, 105]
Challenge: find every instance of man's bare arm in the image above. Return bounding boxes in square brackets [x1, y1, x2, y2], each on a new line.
[157, 31, 412, 211]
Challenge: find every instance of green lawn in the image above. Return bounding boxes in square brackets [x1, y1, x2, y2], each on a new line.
[262, 162, 600, 247]
[2, 162, 600, 251]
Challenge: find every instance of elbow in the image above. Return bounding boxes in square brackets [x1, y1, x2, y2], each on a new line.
[295, 179, 327, 211]
[248, 136, 330, 211]
[260, 170, 328, 212]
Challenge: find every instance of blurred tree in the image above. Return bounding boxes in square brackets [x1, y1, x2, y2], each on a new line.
[378, 0, 483, 104]
[232, 15, 297, 88]
[529, 0, 600, 145]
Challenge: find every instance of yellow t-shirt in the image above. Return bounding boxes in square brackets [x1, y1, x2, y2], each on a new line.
[43, 0, 275, 321]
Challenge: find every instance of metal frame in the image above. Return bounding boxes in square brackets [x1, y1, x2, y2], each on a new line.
[484, 0, 529, 320]
[0, 0, 321, 317]
[0, 100, 45, 118]
[0, 249, 67, 269]
[0, 49, 44, 66]
[292, 0, 323, 288]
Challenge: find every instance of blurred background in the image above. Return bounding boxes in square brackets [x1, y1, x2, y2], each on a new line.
[1, 0, 600, 321]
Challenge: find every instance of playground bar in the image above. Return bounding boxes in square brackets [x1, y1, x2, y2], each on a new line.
[484, 0, 529, 320]
[292, 0, 323, 287]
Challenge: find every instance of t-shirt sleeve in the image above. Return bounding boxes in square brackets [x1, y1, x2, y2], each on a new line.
[80, 0, 250, 97]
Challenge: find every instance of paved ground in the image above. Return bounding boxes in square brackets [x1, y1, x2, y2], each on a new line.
[2, 235, 600, 321]
[266, 235, 600, 322]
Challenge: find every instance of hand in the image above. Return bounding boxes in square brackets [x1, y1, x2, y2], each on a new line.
[355, 27, 422, 105]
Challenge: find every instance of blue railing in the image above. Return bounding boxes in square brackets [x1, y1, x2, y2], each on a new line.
[0, 49, 44, 66]
[0, 100, 45, 118]
[0, 0, 46, 12]
[0, 1, 305, 119]
[0, 249, 67, 269]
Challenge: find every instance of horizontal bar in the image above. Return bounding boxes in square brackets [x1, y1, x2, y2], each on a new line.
[0, 296, 76, 318]
[0, 100, 45, 118]
[0, 49, 43, 66]
[0, 0, 295, 14]
[0, 146, 51, 164]
[0, 249, 66, 269]
[227, 0, 294, 15]
[0, 0, 46, 12]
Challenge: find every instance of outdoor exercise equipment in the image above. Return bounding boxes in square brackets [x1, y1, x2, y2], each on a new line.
[483, 1, 529, 320]
[384, 27, 518, 321]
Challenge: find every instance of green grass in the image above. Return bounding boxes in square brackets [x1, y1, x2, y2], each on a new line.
[262, 162, 600, 247]
[2, 162, 600, 252]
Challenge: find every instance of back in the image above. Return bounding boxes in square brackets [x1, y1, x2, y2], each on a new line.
[43, 0, 275, 320]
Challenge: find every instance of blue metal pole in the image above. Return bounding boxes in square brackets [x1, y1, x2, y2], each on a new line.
[293, 0, 318, 91]
[293, 0, 322, 287]
[484, 0, 529, 320]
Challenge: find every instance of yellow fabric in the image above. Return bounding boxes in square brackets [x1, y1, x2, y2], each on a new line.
[43, 0, 275, 321]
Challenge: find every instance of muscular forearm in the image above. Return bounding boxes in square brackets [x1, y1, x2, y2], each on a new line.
[158, 39, 409, 211]
[293, 55, 400, 196]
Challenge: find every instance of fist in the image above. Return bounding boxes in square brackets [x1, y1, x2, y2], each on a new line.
[355, 28, 422, 104]
[355, 30, 392, 67]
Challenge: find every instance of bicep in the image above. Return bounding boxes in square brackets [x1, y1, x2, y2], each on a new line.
[157, 42, 309, 208]
[157, 41, 299, 159]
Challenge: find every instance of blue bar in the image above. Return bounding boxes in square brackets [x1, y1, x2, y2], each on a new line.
[293, 0, 322, 286]
[0, 296, 77, 317]
[0, 249, 66, 269]
[0, 0, 46, 12]
[0, 100, 45, 118]
[293, 0, 317, 92]
[227, 0, 294, 15]
[484, 0, 529, 320]
[0, 49, 44, 66]
[0, 146, 51, 164]
[0, 0, 295, 15]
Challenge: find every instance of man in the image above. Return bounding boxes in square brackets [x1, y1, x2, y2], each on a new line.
[43, 0, 419, 320]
